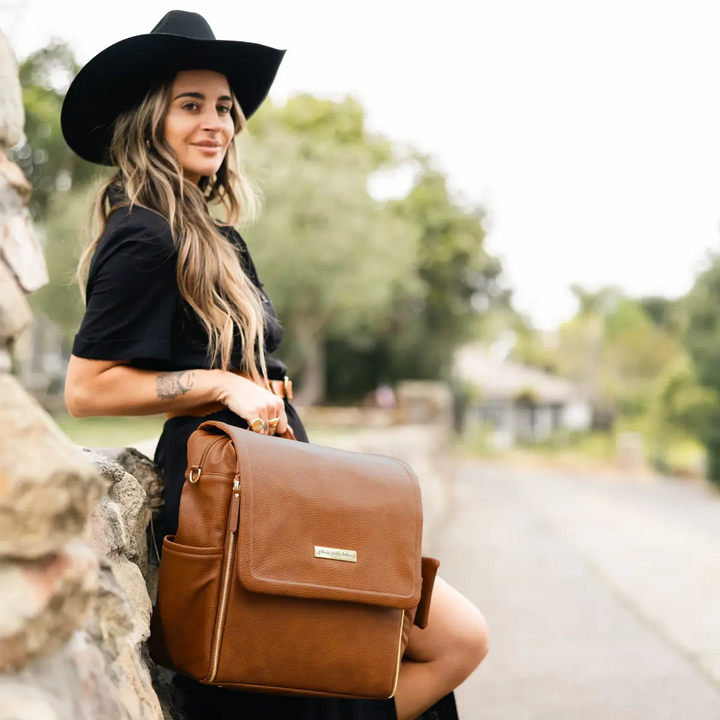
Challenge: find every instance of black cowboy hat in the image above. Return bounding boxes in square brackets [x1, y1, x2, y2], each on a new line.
[61, 10, 286, 166]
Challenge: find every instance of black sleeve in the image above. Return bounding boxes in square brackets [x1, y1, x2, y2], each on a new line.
[72, 219, 178, 362]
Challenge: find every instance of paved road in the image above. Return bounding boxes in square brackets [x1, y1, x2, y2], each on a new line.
[432, 461, 720, 720]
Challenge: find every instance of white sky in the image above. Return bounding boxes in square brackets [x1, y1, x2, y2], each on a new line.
[3, 0, 720, 330]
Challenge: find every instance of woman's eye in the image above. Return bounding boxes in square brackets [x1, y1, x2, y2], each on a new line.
[182, 102, 199, 111]
[218, 106, 231, 114]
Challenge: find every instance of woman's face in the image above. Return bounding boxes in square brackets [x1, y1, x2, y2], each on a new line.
[163, 69, 235, 184]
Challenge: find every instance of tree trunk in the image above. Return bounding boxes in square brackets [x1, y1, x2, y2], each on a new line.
[295, 332, 326, 407]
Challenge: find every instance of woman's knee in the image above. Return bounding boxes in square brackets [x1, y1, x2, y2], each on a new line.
[460, 608, 489, 668]
[439, 603, 488, 685]
[406, 577, 489, 678]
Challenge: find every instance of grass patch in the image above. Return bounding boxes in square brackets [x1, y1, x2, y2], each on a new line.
[455, 423, 707, 477]
[54, 415, 166, 449]
[453, 426, 498, 458]
[525, 430, 615, 460]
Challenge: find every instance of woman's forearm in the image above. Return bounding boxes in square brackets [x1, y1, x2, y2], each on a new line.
[66, 364, 227, 418]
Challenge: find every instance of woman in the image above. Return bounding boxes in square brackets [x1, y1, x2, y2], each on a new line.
[62, 11, 488, 720]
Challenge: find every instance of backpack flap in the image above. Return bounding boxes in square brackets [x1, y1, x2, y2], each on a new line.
[220, 425, 424, 610]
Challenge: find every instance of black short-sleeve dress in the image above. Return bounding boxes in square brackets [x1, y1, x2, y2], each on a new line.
[71, 192, 405, 720]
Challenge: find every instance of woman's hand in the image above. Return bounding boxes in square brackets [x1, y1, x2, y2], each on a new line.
[215, 372, 288, 436]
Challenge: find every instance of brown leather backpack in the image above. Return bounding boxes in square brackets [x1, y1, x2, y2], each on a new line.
[150, 420, 441, 700]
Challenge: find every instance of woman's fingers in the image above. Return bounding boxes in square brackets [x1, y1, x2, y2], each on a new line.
[223, 375, 290, 437]
[247, 404, 269, 435]
[267, 398, 287, 436]
[276, 404, 289, 436]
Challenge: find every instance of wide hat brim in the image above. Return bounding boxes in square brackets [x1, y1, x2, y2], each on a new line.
[61, 33, 286, 166]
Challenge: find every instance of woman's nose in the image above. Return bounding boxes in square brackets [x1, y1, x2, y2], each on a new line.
[201, 108, 224, 130]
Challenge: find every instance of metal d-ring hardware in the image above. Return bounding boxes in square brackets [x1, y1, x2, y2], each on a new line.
[189, 436, 225, 484]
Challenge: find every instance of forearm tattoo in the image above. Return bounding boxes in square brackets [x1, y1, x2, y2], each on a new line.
[156, 371, 196, 400]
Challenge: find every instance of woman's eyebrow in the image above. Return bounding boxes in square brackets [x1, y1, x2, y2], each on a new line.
[173, 92, 233, 102]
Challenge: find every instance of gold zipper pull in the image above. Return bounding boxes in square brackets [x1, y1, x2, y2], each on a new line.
[228, 477, 241, 532]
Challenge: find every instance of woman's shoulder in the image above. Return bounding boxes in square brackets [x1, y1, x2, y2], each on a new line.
[104, 202, 174, 248]
[89, 204, 176, 279]
[98, 184, 174, 247]
[87, 205, 177, 288]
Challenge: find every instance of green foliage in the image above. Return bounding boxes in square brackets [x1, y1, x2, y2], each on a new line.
[244, 98, 503, 403]
[509, 328, 559, 374]
[10, 40, 101, 220]
[650, 355, 719, 439]
[383, 161, 506, 375]
[242, 96, 422, 402]
[685, 252, 720, 391]
[326, 162, 506, 402]
[682, 252, 720, 482]
[638, 295, 684, 335]
[30, 189, 93, 342]
[600, 299, 682, 419]
[544, 287, 685, 424]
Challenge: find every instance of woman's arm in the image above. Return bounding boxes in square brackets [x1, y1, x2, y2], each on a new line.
[65, 355, 222, 417]
[64, 355, 289, 434]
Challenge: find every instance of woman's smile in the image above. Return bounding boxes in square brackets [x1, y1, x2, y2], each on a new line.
[192, 142, 223, 155]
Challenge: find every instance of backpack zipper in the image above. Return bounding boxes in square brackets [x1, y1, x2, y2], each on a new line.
[387, 609, 405, 698]
[207, 477, 241, 682]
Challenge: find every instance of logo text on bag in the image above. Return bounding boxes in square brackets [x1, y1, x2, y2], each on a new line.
[314, 546, 357, 562]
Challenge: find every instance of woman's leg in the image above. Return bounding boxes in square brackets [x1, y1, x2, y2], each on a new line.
[393, 577, 489, 720]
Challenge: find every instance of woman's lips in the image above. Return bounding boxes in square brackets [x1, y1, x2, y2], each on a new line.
[192, 143, 222, 154]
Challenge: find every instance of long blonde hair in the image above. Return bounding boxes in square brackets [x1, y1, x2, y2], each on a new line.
[76, 77, 268, 382]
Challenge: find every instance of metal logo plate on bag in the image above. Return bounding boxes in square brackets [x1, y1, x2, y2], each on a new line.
[314, 546, 357, 562]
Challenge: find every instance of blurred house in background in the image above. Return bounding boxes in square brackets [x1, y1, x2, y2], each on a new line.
[453, 343, 592, 449]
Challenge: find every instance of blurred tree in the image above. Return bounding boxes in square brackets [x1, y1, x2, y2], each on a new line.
[552, 287, 606, 405]
[651, 354, 719, 440]
[384, 160, 507, 374]
[599, 298, 682, 420]
[242, 95, 420, 404]
[245, 100, 506, 403]
[324, 158, 508, 402]
[638, 295, 683, 335]
[30, 188, 91, 342]
[505, 312, 560, 374]
[548, 286, 684, 428]
[683, 251, 720, 483]
[10, 39, 102, 220]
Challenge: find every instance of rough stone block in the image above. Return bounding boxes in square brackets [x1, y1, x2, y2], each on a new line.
[99, 447, 165, 516]
[0, 539, 98, 672]
[0, 632, 127, 720]
[0, 259, 32, 344]
[83, 449, 151, 575]
[0, 375, 107, 559]
[0, 32, 24, 149]
[0, 208, 48, 293]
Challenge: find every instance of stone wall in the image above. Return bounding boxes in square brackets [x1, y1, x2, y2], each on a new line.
[0, 30, 169, 720]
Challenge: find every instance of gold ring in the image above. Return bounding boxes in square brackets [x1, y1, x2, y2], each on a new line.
[251, 418, 266, 433]
[268, 418, 280, 429]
